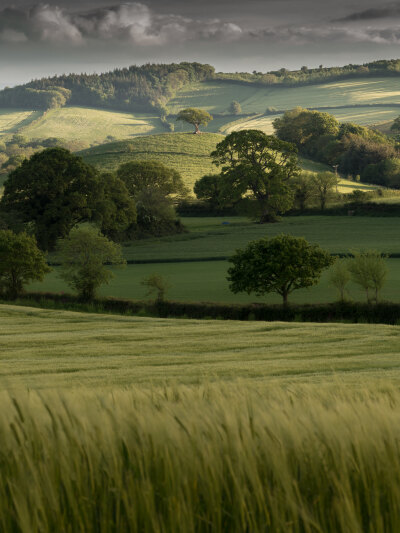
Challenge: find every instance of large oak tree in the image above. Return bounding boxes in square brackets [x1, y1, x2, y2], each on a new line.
[211, 130, 299, 222]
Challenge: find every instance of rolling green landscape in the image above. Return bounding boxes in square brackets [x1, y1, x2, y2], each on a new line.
[3, 59, 400, 532]
[28, 216, 400, 303]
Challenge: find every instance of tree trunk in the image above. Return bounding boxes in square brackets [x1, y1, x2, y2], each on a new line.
[282, 292, 289, 306]
[194, 123, 201, 134]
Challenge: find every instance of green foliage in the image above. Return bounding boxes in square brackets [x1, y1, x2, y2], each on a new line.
[212, 130, 299, 222]
[0, 63, 215, 112]
[193, 174, 239, 210]
[311, 172, 339, 209]
[362, 158, 400, 188]
[57, 227, 126, 301]
[117, 160, 187, 236]
[176, 108, 213, 133]
[0, 230, 50, 299]
[229, 100, 242, 114]
[348, 250, 388, 302]
[95, 173, 137, 240]
[273, 107, 340, 155]
[141, 273, 171, 302]
[390, 116, 400, 132]
[291, 171, 316, 210]
[228, 234, 334, 304]
[0, 148, 104, 250]
[329, 259, 351, 301]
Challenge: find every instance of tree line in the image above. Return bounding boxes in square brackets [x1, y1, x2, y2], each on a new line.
[273, 107, 400, 188]
[0, 63, 215, 113]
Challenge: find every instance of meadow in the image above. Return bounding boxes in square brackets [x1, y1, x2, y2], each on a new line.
[0, 109, 39, 137]
[80, 133, 223, 187]
[168, 78, 400, 116]
[1, 305, 400, 531]
[20, 107, 165, 145]
[30, 216, 400, 303]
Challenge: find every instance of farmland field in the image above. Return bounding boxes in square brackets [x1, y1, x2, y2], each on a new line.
[0, 109, 39, 137]
[1, 303, 400, 531]
[80, 132, 379, 192]
[80, 133, 223, 188]
[30, 216, 400, 303]
[21, 107, 164, 144]
[168, 78, 400, 115]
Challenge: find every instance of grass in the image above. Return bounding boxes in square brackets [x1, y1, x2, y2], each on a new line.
[21, 106, 165, 144]
[0, 109, 38, 137]
[2, 304, 400, 388]
[169, 78, 400, 115]
[80, 132, 223, 188]
[30, 216, 400, 303]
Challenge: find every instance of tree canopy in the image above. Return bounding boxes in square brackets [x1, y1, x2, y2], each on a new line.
[211, 130, 299, 222]
[227, 234, 334, 305]
[1, 148, 103, 250]
[0, 230, 51, 299]
[117, 160, 187, 236]
[176, 108, 213, 134]
[57, 227, 126, 301]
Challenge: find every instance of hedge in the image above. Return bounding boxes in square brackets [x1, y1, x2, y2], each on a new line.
[4, 292, 400, 325]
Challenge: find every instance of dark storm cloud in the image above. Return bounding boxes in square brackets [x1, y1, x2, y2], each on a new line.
[335, 4, 400, 22]
[0, 3, 243, 45]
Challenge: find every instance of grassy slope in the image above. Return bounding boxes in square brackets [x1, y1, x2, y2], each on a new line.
[80, 132, 223, 188]
[30, 216, 400, 303]
[80, 132, 378, 193]
[0, 109, 39, 137]
[2, 304, 400, 388]
[20, 106, 165, 144]
[168, 78, 400, 116]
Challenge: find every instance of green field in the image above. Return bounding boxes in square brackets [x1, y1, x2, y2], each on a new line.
[80, 133, 223, 188]
[19, 106, 165, 144]
[168, 78, 400, 116]
[0, 109, 39, 137]
[30, 216, 400, 303]
[1, 305, 400, 533]
[2, 304, 400, 388]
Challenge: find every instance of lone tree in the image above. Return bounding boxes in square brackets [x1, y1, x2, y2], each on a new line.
[176, 108, 213, 134]
[229, 101, 242, 115]
[211, 130, 299, 223]
[57, 227, 126, 301]
[141, 273, 171, 303]
[329, 258, 351, 302]
[228, 234, 334, 305]
[0, 230, 51, 299]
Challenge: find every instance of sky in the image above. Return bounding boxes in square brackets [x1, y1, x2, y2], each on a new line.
[2, 1, 400, 86]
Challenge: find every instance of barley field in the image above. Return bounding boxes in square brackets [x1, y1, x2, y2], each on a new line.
[1, 304, 400, 531]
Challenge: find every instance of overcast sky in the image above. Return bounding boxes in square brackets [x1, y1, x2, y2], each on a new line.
[2, 1, 400, 86]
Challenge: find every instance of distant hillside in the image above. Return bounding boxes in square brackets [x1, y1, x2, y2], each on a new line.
[2, 59, 400, 116]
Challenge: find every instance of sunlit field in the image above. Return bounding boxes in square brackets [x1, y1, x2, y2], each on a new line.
[0, 109, 38, 137]
[22, 107, 164, 144]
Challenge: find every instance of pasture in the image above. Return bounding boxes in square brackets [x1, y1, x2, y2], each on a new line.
[80, 133, 222, 187]
[0, 109, 38, 137]
[30, 216, 400, 303]
[20, 107, 165, 144]
[168, 78, 400, 116]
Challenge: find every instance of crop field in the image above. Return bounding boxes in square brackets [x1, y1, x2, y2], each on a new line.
[168, 78, 400, 116]
[80, 133, 223, 188]
[21, 107, 164, 144]
[1, 306, 400, 531]
[30, 216, 400, 303]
